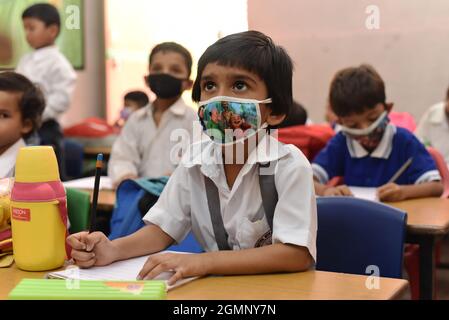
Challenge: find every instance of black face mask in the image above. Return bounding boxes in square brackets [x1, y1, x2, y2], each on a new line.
[146, 74, 184, 99]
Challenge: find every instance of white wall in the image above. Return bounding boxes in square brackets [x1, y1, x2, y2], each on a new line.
[60, 0, 105, 127]
[248, 0, 449, 122]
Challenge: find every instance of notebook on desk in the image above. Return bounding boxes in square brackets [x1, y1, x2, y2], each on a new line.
[348, 186, 379, 202]
[63, 176, 113, 190]
[46, 251, 198, 291]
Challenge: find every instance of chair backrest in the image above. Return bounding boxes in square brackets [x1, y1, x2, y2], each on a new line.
[66, 187, 91, 233]
[389, 111, 416, 132]
[316, 197, 407, 278]
[426, 146, 449, 198]
[277, 124, 335, 161]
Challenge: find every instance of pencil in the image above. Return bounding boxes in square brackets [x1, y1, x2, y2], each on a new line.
[89, 153, 103, 233]
[388, 157, 413, 183]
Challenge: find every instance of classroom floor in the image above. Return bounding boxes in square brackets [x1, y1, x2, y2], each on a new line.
[401, 235, 449, 299]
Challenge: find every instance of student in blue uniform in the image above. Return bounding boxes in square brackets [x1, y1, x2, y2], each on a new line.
[313, 64, 443, 201]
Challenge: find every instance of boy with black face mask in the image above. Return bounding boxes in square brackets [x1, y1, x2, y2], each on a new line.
[108, 42, 197, 188]
[313, 64, 443, 202]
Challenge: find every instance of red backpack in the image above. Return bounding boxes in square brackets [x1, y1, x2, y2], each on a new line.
[277, 124, 335, 161]
[63, 117, 120, 138]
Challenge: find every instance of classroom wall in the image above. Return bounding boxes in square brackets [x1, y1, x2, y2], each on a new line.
[60, 0, 106, 127]
[248, 0, 449, 123]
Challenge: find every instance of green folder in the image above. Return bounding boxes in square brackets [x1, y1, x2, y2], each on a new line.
[8, 279, 166, 300]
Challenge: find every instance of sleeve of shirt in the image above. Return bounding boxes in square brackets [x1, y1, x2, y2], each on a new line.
[311, 133, 346, 184]
[142, 165, 192, 244]
[43, 59, 77, 120]
[272, 145, 318, 263]
[108, 114, 141, 184]
[404, 134, 441, 184]
[415, 110, 431, 145]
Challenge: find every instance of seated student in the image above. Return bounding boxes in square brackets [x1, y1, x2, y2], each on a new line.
[415, 86, 449, 163]
[114, 90, 149, 129]
[108, 42, 197, 188]
[67, 31, 316, 284]
[277, 100, 308, 128]
[313, 64, 443, 201]
[0, 72, 45, 178]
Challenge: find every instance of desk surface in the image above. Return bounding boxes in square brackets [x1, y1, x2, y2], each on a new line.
[387, 198, 449, 235]
[84, 146, 112, 156]
[93, 191, 449, 236]
[0, 264, 408, 300]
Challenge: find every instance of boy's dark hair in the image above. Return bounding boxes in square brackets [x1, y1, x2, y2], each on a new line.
[278, 101, 308, 128]
[124, 91, 149, 108]
[192, 30, 293, 116]
[329, 64, 386, 117]
[149, 42, 192, 78]
[446, 86, 449, 100]
[0, 72, 45, 139]
[22, 3, 61, 30]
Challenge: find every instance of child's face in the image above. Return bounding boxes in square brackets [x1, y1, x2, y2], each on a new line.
[199, 63, 285, 126]
[22, 18, 58, 49]
[338, 103, 386, 130]
[0, 91, 32, 155]
[124, 99, 141, 112]
[148, 51, 190, 82]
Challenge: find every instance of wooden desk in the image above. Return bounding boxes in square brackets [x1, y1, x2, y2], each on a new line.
[85, 189, 116, 211]
[0, 264, 408, 300]
[387, 198, 449, 300]
[76, 192, 449, 300]
[83, 146, 112, 156]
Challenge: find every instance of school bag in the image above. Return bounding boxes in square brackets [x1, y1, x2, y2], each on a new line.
[108, 177, 203, 253]
[109, 177, 168, 240]
[277, 124, 335, 161]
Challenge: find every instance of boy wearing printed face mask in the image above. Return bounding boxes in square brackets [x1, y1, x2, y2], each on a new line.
[108, 42, 197, 188]
[313, 64, 443, 202]
[67, 31, 316, 284]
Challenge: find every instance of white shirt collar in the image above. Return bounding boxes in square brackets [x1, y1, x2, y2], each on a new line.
[346, 124, 396, 159]
[182, 132, 290, 178]
[140, 97, 188, 119]
[0, 139, 26, 178]
[428, 102, 447, 125]
[31, 45, 58, 61]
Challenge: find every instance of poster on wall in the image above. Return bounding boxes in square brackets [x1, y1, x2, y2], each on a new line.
[0, 0, 84, 70]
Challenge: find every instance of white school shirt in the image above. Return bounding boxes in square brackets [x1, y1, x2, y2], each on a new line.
[415, 102, 449, 164]
[108, 98, 198, 184]
[16, 45, 77, 121]
[143, 134, 318, 262]
[0, 139, 26, 178]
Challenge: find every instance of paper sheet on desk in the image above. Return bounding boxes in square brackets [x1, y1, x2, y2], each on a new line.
[63, 176, 113, 190]
[348, 186, 379, 202]
[46, 251, 198, 291]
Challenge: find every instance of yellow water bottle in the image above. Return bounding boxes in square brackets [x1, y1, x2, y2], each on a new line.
[10, 146, 69, 271]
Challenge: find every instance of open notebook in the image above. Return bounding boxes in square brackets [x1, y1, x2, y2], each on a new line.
[63, 176, 113, 190]
[348, 186, 379, 202]
[47, 251, 198, 291]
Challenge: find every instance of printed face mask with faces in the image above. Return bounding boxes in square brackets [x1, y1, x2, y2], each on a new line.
[197, 96, 272, 145]
[339, 111, 390, 151]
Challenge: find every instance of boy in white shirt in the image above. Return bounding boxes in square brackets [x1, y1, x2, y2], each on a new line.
[415, 87, 449, 163]
[0, 72, 45, 178]
[67, 31, 317, 285]
[108, 42, 197, 188]
[16, 3, 77, 179]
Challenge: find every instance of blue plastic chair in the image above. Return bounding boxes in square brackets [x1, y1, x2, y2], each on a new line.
[168, 232, 203, 253]
[316, 197, 407, 279]
[64, 139, 84, 179]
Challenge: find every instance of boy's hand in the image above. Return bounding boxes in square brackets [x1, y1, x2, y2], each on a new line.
[137, 252, 208, 285]
[323, 185, 353, 197]
[67, 231, 119, 268]
[377, 183, 405, 202]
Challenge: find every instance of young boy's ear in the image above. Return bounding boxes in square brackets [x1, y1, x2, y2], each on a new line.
[182, 79, 193, 91]
[385, 102, 394, 113]
[266, 111, 286, 127]
[21, 119, 33, 136]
